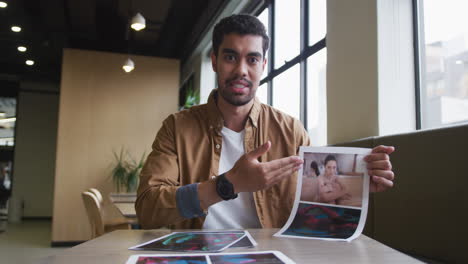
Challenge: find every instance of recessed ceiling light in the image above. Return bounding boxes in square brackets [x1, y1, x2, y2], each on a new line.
[11, 26, 21, 32]
[25, 60, 34, 66]
[17, 46, 27, 52]
[0, 2, 7, 8]
[455, 60, 463, 65]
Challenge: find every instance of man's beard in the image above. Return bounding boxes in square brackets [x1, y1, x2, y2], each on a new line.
[217, 76, 256, 106]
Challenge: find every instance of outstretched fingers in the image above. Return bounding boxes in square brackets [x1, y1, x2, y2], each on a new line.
[247, 141, 271, 160]
[261, 156, 303, 186]
[264, 156, 302, 172]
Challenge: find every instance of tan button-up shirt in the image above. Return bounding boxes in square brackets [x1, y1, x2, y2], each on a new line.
[136, 90, 310, 229]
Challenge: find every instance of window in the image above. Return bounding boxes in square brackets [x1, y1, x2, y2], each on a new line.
[274, 0, 301, 69]
[273, 64, 300, 118]
[0, 97, 16, 146]
[307, 48, 327, 145]
[257, 83, 268, 104]
[258, 0, 327, 145]
[416, 0, 468, 129]
[307, 0, 327, 145]
[257, 8, 270, 104]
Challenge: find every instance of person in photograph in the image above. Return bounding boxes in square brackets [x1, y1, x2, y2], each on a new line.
[307, 161, 320, 178]
[136, 14, 396, 230]
[301, 161, 320, 202]
[317, 155, 351, 204]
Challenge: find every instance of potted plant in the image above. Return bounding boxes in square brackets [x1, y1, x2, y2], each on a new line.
[182, 87, 200, 109]
[111, 148, 146, 193]
[179, 75, 200, 110]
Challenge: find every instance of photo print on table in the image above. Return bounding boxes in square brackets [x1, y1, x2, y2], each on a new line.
[129, 231, 246, 252]
[133, 255, 207, 264]
[275, 146, 371, 241]
[125, 251, 296, 264]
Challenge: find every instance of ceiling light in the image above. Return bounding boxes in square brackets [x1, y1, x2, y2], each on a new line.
[130, 13, 146, 31]
[17, 46, 27, 52]
[25, 60, 34, 66]
[122, 58, 135, 73]
[11, 26, 21, 32]
[0, 2, 7, 8]
[455, 60, 463, 65]
[0, 112, 5, 118]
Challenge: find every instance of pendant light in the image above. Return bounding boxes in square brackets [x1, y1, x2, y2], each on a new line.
[130, 13, 145, 31]
[122, 58, 135, 73]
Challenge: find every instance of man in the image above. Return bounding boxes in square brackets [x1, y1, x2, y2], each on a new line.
[136, 14, 395, 229]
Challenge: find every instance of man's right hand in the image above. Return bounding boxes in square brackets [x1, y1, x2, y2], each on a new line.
[226, 141, 303, 193]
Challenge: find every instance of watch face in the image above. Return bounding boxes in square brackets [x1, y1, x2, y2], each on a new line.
[220, 185, 230, 196]
[217, 174, 235, 200]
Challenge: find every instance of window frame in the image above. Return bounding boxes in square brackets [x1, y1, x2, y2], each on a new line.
[413, 0, 468, 130]
[413, 0, 423, 130]
[256, 0, 326, 130]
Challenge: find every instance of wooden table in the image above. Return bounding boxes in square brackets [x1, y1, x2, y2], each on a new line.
[37, 229, 422, 263]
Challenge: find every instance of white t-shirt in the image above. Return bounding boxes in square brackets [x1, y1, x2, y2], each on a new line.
[202, 127, 262, 229]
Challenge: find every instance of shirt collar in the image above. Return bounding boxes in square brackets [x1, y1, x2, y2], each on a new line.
[206, 89, 261, 131]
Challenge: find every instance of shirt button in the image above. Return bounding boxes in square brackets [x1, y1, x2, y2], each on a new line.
[215, 144, 220, 149]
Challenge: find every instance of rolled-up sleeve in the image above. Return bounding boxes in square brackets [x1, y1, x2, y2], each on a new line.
[176, 183, 206, 218]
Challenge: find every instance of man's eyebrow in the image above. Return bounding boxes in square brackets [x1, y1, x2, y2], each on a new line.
[247, 51, 262, 58]
[222, 48, 239, 55]
[221, 49, 262, 58]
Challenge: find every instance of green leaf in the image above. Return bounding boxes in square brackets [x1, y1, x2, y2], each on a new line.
[111, 147, 146, 193]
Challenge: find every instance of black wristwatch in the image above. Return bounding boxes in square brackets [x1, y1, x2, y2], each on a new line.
[215, 173, 238, 200]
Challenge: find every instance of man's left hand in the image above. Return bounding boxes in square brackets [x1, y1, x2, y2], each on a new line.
[364, 145, 395, 192]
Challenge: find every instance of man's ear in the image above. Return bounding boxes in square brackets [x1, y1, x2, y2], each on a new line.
[211, 51, 217, 73]
[262, 57, 267, 71]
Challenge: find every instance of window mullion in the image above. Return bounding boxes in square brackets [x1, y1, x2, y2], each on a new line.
[412, 0, 423, 130]
[300, 0, 309, 127]
[268, 1, 275, 106]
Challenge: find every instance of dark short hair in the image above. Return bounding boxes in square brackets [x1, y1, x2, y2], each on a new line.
[324, 155, 337, 166]
[212, 14, 269, 57]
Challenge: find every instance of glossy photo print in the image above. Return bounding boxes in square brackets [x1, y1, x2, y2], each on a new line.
[281, 203, 360, 239]
[300, 152, 365, 208]
[210, 252, 288, 264]
[275, 146, 371, 242]
[129, 231, 246, 252]
[125, 251, 295, 264]
[134, 255, 207, 264]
